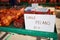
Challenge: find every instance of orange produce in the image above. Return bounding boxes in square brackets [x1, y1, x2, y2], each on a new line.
[0, 7, 25, 26]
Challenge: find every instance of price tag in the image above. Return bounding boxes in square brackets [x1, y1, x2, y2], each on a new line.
[24, 14, 56, 32]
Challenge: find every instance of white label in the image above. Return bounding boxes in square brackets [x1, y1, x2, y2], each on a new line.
[32, 3, 38, 8]
[35, 8, 49, 12]
[24, 14, 56, 32]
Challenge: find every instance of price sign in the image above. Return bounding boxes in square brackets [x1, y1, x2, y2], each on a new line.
[24, 14, 56, 32]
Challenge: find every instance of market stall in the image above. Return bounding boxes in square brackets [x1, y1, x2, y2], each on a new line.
[0, 0, 59, 40]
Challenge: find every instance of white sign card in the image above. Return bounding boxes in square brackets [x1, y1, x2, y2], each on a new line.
[24, 14, 56, 32]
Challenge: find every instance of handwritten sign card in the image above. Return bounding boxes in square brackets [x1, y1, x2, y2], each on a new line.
[24, 14, 56, 32]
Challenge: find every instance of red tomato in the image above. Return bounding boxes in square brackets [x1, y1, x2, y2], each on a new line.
[28, 0, 38, 4]
[50, 0, 56, 3]
[1, 0, 9, 2]
[21, 0, 27, 2]
[42, 0, 46, 3]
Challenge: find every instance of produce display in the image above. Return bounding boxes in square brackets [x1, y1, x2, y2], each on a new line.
[28, 0, 46, 4]
[0, 6, 54, 28]
[0, 0, 60, 3]
[0, 0, 57, 28]
[0, 7, 24, 26]
[0, 0, 9, 2]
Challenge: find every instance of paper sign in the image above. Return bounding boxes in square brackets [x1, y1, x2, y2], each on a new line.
[24, 14, 56, 32]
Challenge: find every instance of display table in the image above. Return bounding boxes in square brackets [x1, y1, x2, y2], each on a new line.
[0, 2, 58, 40]
[0, 24, 58, 40]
